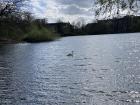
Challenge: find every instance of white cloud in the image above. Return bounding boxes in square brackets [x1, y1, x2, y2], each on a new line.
[29, 0, 95, 23]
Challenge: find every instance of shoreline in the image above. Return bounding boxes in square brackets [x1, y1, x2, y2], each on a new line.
[1, 32, 140, 44]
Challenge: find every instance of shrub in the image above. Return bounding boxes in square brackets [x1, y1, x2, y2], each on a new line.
[23, 24, 59, 42]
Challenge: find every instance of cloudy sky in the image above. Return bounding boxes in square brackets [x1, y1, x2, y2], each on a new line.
[30, 0, 95, 23]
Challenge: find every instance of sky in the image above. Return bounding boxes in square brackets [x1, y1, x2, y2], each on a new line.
[30, 0, 95, 23]
[29, 0, 140, 23]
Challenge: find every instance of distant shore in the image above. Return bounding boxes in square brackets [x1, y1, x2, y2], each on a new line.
[0, 15, 140, 44]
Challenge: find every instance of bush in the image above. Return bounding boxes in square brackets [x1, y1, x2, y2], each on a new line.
[23, 24, 59, 42]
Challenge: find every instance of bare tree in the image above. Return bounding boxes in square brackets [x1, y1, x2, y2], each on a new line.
[0, 0, 27, 17]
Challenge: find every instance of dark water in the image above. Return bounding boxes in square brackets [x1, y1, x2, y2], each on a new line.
[0, 33, 140, 105]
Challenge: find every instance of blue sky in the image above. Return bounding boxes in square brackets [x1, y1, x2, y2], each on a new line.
[30, 0, 94, 23]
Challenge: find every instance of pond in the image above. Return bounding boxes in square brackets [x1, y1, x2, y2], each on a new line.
[0, 33, 140, 105]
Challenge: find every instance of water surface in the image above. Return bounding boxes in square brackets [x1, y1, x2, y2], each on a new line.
[0, 33, 140, 105]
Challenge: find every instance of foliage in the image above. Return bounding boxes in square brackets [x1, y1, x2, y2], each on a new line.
[0, 13, 58, 43]
[95, 0, 140, 17]
[23, 23, 59, 42]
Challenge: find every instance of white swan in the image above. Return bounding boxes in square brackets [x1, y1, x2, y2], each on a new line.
[67, 51, 74, 57]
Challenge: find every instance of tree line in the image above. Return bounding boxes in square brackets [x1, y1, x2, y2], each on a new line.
[47, 15, 140, 36]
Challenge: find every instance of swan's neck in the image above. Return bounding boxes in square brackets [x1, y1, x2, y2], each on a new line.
[72, 51, 74, 55]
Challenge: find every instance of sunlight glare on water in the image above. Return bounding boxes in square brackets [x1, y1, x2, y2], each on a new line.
[0, 33, 140, 105]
